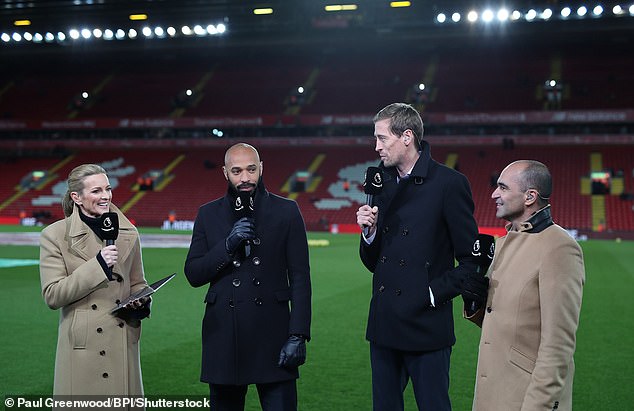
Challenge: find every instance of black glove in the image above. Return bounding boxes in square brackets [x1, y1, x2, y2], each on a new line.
[277, 335, 306, 368]
[225, 217, 256, 255]
[461, 272, 490, 307]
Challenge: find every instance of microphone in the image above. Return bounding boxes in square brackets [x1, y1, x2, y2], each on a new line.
[233, 192, 255, 257]
[100, 212, 119, 246]
[362, 167, 384, 237]
[469, 233, 495, 312]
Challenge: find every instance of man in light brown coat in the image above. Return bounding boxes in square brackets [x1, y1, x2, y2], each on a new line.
[466, 160, 585, 411]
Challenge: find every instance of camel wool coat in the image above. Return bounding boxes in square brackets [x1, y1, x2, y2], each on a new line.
[467, 207, 585, 411]
[40, 204, 148, 396]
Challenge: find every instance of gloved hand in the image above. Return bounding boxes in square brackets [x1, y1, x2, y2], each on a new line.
[277, 335, 306, 368]
[225, 217, 256, 255]
[461, 272, 490, 306]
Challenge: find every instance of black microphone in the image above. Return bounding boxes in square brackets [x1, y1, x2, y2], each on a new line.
[469, 233, 495, 312]
[233, 192, 255, 257]
[100, 212, 119, 246]
[362, 167, 384, 237]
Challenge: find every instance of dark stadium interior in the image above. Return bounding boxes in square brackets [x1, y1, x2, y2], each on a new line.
[1, 0, 633, 237]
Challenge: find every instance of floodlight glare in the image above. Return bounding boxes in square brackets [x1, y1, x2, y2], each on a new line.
[142, 27, 152, 37]
[541, 8, 553, 20]
[482, 9, 494, 22]
[12, 32, 21, 42]
[526, 9, 537, 20]
[452, 12, 461, 22]
[69, 29, 79, 39]
[57, 32, 66, 41]
[154, 27, 164, 36]
[437, 13, 446, 23]
[577, 6, 588, 16]
[81, 29, 91, 39]
[93, 29, 102, 38]
[181, 26, 192, 35]
[128, 29, 138, 38]
[298, 86, 305, 94]
[24, 32, 33, 41]
[629, 4, 634, 14]
[549, 80, 557, 87]
[115, 29, 125, 39]
[561, 7, 571, 18]
[193, 25, 206, 35]
[45, 32, 55, 42]
[1, 33, 10, 42]
[612, 5, 622, 14]
[511, 10, 521, 20]
[418, 83, 425, 91]
[467, 10, 478, 22]
[186, 89, 193, 96]
[593, 5, 603, 16]
[82, 92, 89, 99]
[103, 29, 114, 39]
[217, 23, 226, 33]
[33, 33, 43, 42]
[206, 25, 217, 35]
[497, 9, 509, 21]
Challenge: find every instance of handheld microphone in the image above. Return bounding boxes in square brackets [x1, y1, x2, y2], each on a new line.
[362, 167, 384, 237]
[100, 212, 119, 246]
[469, 233, 495, 312]
[233, 192, 255, 257]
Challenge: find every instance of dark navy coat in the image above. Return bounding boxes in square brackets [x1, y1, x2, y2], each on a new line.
[360, 141, 478, 351]
[185, 185, 311, 385]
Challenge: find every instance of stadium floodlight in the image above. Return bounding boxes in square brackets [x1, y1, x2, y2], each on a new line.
[298, 86, 305, 94]
[193, 25, 206, 35]
[436, 13, 446, 23]
[593, 5, 603, 16]
[181, 25, 192, 35]
[629, 4, 634, 15]
[33, 33, 43, 42]
[128, 29, 138, 39]
[93, 28, 103, 38]
[142, 27, 152, 37]
[24, 32, 32, 41]
[511, 10, 521, 20]
[45, 32, 54, 42]
[12, 32, 21, 42]
[541, 8, 553, 20]
[482, 9, 494, 22]
[81, 29, 91, 39]
[561, 7, 572, 18]
[612, 5, 622, 14]
[526, 9, 537, 20]
[186, 89, 193, 96]
[1, 33, 10, 43]
[103, 29, 114, 40]
[577, 6, 588, 16]
[206, 24, 217, 34]
[154, 27, 164, 37]
[452, 12, 461, 22]
[115, 29, 125, 39]
[497, 8, 510, 21]
[217, 23, 226, 34]
[69, 29, 80, 40]
[467, 10, 478, 22]
[81, 92, 89, 99]
[418, 83, 425, 91]
[167, 26, 176, 36]
[57, 32, 66, 41]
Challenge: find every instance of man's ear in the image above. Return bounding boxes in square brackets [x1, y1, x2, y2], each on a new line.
[222, 166, 228, 181]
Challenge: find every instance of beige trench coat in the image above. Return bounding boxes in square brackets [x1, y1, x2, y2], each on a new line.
[467, 222, 585, 411]
[40, 204, 148, 396]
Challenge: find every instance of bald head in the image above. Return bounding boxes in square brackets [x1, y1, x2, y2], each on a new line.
[223, 143, 263, 193]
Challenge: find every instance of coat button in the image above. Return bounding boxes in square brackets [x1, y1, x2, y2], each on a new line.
[91, 304, 97, 310]
[379, 256, 387, 263]
[100, 350, 106, 356]
[102, 373, 109, 378]
[232, 278, 241, 287]
[232, 260, 241, 267]
[379, 285, 385, 292]
[96, 327, 103, 333]
[254, 298, 263, 306]
[402, 229, 409, 236]
[252, 257, 261, 266]
[253, 238, 261, 245]
[396, 289, 402, 296]
[486, 306, 492, 313]
[399, 259, 406, 266]
[252, 277, 261, 286]
[229, 299, 234, 308]
[118, 323, 124, 328]
[115, 299, 120, 305]
[382, 226, 390, 234]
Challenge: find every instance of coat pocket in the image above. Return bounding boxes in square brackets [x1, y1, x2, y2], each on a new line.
[509, 346, 536, 374]
[70, 309, 89, 349]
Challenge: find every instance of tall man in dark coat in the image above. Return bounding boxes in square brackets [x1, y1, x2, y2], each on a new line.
[185, 143, 311, 411]
[356, 103, 485, 411]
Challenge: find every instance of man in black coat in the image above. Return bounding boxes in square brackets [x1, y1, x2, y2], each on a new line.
[185, 143, 311, 411]
[356, 103, 485, 411]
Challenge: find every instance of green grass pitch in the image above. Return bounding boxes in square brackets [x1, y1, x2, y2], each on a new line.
[1, 233, 633, 410]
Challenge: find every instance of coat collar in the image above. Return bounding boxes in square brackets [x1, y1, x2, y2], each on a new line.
[506, 205, 554, 234]
[380, 140, 432, 185]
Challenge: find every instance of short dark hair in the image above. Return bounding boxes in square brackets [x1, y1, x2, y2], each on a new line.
[518, 160, 552, 206]
[373, 103, 424, 150]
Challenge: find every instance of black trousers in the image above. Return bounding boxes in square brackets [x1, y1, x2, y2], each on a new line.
[370, 343, 452, 411]
[209, 380, 297, 411]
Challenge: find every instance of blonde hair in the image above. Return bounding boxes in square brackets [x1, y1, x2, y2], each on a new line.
[62, 164, 108, 217]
